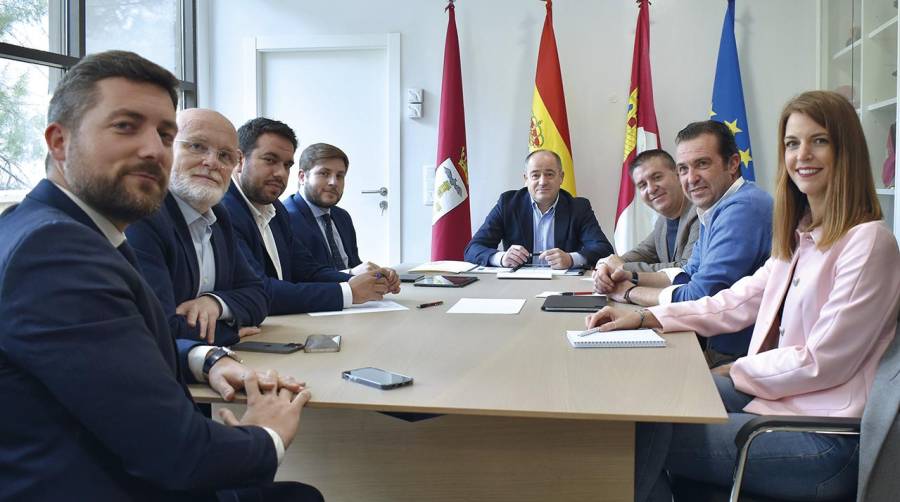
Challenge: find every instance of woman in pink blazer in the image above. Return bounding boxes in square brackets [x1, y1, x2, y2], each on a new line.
[588, 91, 900, 501]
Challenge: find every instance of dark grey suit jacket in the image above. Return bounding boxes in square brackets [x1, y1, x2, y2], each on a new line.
[620, 202, 699, 272]
[858, 317, 900, 501]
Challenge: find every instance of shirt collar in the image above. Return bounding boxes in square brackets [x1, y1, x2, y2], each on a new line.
[696, 177, 745, 226]
[53, 182, 126, 247]
[794, 211, 823, 244]
[530, 194, 560, 216]
[173, 193, 217, 229]
[233, 176, 277, 225]
[299, 190, 330, 219]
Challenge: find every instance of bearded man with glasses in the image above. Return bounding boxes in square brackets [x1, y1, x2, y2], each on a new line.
[127, 108, 269, 347]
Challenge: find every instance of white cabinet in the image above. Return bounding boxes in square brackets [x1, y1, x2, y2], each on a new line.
[820, 0, 900, 240]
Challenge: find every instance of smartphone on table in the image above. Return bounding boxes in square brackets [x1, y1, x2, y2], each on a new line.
[231, 341, 303, 354]
[342, 367, 413, 389]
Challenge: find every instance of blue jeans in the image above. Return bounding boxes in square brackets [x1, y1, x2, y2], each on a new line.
[635, 375, 859, 501]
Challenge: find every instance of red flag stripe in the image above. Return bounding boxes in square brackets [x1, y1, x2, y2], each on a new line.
[534, 0, 572, 151]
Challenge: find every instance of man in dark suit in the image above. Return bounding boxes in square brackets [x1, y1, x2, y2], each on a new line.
[592, 149, 699, 285]
[127, 109, 269, 346]
[283, 142, 395, 276]
[0, 50, 319, 501]
[464, 149, 613, 269]
[223, 119, 398, 315]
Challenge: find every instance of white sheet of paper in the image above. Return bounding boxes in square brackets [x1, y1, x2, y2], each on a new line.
[497, 269, 553, 280]
[447, 298, 526, 315]
[408, 260, 476, 273]
[307, 300, 408, 317]
[470, 265, 512, 274]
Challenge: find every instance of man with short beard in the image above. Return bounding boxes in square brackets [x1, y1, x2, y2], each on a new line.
[127, 109, 269, 347]
[222, 118, 397, 315]
[0, 50, 320, 501]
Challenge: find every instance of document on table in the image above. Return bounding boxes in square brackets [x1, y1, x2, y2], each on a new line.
[408, 260, 476, 273]
[308, 300, 408, 316]
[497, 269, 553, 280]
[447, 298, 526, 315]
[470, 265, 513, 274]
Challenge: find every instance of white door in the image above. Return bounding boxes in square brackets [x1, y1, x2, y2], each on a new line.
[245, 35, 400, 265]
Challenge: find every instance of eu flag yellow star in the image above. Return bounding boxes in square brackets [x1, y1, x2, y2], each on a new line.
[709, 108, 717, 118]
[725, 119, 743, 136]
[740, 147, 752, 169]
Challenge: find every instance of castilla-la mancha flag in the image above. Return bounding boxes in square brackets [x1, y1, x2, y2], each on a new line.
[431, 0, 471, 260]
[614, 0, 660, 253]
[528, 0, 576, 195]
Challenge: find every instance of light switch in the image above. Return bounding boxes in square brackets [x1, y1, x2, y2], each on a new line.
[407, 88, 424, 103]
[408, 103, 422, 119]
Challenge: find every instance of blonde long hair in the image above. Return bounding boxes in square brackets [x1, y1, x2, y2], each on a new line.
[773, 90, 882, 259]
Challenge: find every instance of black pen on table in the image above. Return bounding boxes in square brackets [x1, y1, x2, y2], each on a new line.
[417, 300, 443, 309]
[510, 253, 536, 272]
[562, 291, 595, 296]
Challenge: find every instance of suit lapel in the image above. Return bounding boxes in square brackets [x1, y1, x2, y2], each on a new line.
[292, 194, 330, 257]
[517, 194, 535, 251]
[553, 194, 570, 249]
[673, 203, 696, 258]
[272, 201, 292, 278]
[210, 206, 228, 287]
[165, 194, 200, 295]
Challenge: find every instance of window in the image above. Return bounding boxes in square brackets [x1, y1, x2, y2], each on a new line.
[0, 0, 196, 205]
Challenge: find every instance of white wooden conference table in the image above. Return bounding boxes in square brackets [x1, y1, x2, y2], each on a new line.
[191, 268, 726, 501]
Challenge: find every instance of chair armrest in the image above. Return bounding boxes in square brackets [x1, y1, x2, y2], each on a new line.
[735, 415, 861, 449]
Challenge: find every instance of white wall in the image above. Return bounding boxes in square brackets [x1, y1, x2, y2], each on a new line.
[200, 0, 817, 264]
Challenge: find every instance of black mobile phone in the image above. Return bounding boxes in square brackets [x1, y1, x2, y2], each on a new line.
[399, 273, 425, 283]
[232, 341, 304, 354]
[342, 367, 413, 390]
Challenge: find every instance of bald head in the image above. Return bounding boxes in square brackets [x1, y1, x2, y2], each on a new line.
[169, 108, 240, 213]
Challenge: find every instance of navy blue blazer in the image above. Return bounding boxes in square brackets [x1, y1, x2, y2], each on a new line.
[126, 193, 269, 347]
[221, 184, 352, 314]
[283, 193, 362, 269]
[464, 188, 613, 267]
[0, 180, 276, 501]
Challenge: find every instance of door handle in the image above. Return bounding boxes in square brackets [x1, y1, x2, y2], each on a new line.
[362, 187, 388, 196]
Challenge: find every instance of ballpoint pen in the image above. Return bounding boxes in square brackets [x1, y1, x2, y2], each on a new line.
[561, 291, 595, 296]
[417, 301, 444, 309]
[576, 327, 602, 337]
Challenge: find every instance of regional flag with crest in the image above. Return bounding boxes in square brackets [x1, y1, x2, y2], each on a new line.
[711, 0, 755, 180]
[614, 0, 660, 253]
[529, 0, 576, 195]
[431, 0, 471, 261]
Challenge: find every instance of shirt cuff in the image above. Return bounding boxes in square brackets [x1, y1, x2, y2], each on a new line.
[187, 345, 216, 382]
[261, 426, 286, 465]
[569, 252, 586, 268]
[657, 285, 681, 305]
[659, 267, 684, 283]
[340, 282, 353, 308]
[204, 293, 232, 321]
[489, 251, 505, 267]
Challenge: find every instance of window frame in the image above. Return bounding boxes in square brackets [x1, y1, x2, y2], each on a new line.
[0, 0, 198, 203]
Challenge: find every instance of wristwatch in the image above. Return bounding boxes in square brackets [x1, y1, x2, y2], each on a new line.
[202, 346, 242, 376]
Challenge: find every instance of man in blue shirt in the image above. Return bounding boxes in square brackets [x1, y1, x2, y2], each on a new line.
[596, 121, 772, 365]
[464, 149, 613, 269]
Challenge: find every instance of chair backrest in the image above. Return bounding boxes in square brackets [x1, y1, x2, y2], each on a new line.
[857, 315, 900, 502]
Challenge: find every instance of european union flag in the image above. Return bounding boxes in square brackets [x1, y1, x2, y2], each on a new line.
[711, 0, 755, 181]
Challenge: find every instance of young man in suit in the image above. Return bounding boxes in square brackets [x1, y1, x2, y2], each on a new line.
[464, 149, 613, 269]
[223, 119, 398, 315]
[595, 121, 773, 366]
[0, 50, 320, 501]
[126, 109, 268, 347]
[593, 149, 699, 281]
[283, 142, 394, 276]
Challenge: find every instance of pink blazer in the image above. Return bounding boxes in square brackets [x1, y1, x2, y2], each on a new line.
[650, 221, 900, 417]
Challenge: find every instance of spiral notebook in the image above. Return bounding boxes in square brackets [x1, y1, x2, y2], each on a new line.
[565, 329, 666, 348]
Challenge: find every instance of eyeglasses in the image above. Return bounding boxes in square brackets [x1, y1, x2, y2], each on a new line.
[174, 139, 240, 167]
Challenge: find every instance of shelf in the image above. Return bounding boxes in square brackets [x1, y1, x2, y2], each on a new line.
[867, 97, 897, 112]
[833, 39, 861, 60]
[869, 16, 898, 40]
[876, 188, 895, 196]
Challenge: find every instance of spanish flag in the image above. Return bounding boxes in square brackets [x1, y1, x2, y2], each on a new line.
[614, 0, 660, 253]
[528, 0, 576, 195]
[431, 0, 471, 260]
